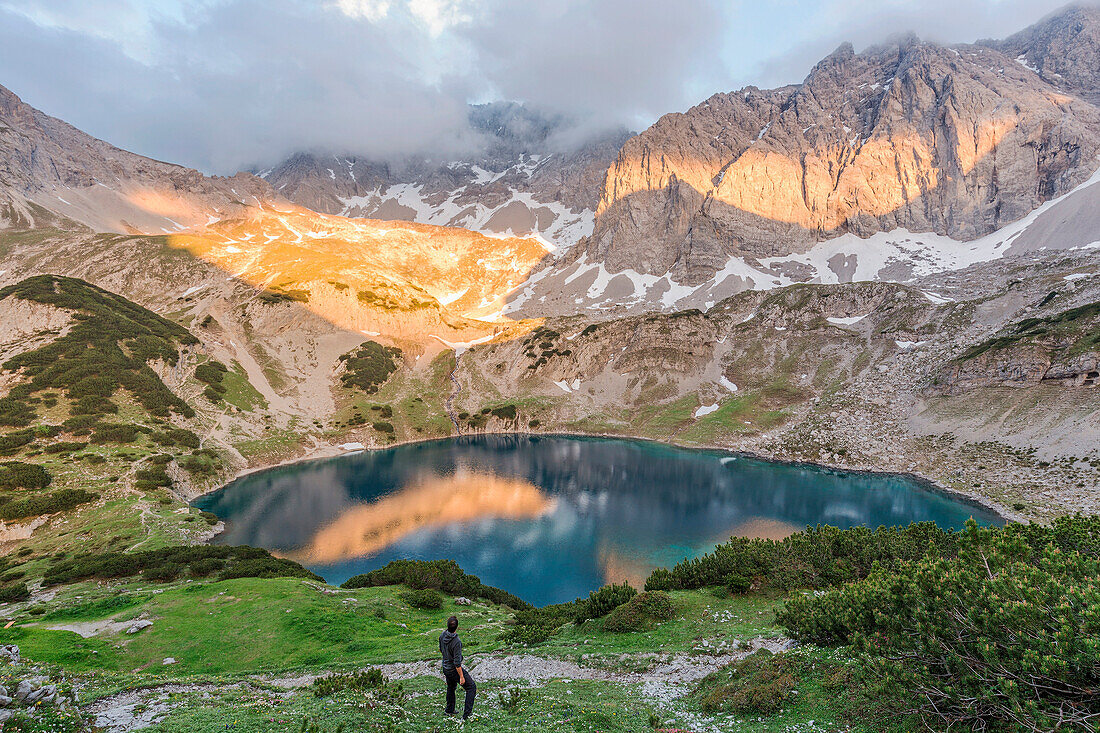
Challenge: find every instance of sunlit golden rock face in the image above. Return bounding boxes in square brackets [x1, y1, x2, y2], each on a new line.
[588, 41, 1100, 284]
[283, 471, 555, 564]
[165, 204, 548, 341]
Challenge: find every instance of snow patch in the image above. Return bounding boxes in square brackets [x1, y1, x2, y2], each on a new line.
[431, 333, 495, 357]
[694, 403, 720, 418]
[179, 285, 205, 299]
[826, 315, 866, 326]
[922, 291, 954, 305]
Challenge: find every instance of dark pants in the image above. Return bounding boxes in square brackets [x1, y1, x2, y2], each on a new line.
[443, 668, 476, 718]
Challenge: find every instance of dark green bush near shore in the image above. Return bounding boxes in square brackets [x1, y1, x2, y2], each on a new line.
[500, 601, 583, 646]
[777, 516, 1100, 732]
[602, 591, 674, 632]
[42, 544, 321, 586]
[503, 583, 640, 645]
[341, 559, 529, 610]
[644, 521, 958, 593]
[399, 588, 443, 610]
[573, 582, 636, 624]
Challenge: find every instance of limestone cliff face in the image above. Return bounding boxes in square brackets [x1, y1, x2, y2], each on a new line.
[586, 36, 1100, 285]
[0, 84, 277, 233]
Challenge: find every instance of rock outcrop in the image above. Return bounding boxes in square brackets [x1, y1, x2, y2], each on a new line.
[583, 18, 1100, 285]
[929, 301, 1100, 394]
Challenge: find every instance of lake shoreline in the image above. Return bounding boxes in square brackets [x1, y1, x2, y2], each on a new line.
[203, 429, 1008, 524]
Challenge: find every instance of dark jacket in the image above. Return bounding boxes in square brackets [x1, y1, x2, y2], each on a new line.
[439, 630, 463, 671]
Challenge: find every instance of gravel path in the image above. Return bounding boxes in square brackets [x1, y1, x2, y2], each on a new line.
[84, 637, 792, 731]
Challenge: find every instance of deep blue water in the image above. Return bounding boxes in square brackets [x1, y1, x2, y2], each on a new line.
[194, 435, 1001, 605]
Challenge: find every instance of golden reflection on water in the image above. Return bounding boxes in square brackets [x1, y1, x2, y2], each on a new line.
[597, 543, 654, 589]
[726, 518, 802, 541]
[282, 471, 555, 564]
[597, 517, 802, 587]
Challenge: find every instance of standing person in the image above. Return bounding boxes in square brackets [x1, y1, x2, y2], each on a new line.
[440, 615, 476, 719]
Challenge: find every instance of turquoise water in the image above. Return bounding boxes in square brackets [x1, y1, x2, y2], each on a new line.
[195, 435, 1001, 605]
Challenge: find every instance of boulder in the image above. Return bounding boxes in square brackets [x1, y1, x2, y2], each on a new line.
[454, 597, 472, 606]
[13, 679, 38, 703]
[24, 685, 57, 705]
[0, 645, 19, 663]
[126, 619, 154, 634]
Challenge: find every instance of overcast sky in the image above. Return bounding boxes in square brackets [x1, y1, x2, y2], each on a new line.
[0, 0, 1075, 173]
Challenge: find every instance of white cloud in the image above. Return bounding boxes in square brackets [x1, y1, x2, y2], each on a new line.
[408, 0, 473, 36]
[0, 0, 1075, 173]
[330, 0, 393, 22]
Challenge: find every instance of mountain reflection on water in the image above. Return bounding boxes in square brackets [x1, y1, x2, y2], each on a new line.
[195, 435, 1001, 605]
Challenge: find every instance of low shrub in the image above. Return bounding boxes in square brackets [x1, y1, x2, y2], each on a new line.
[90, 424, 139, 444]
[725, 572, 751, 594]
[141, 562, 183, 582]
[195, 361, 228, 385]
[341, 559, 529, 609]
[694, 650, 802, 715]
[188, 558, 224, 576]
[645, 522, 957, 593]
[0, 397, 34, 427]
[399, 588, 444, 610]
[0, 430, 35, 456]
[339, 341, 402, 394]
[0, 583, 30, 603]
[0, 488, 97, 520]
[0, 461, 51, 490]
[777, 517, 1100, 732]
[601, 591, 674, 632]
[313, 668, 386, 697]
[218, 557, 321, 582]
[43, 441, 88, 455]
[498, 688, 533, 714]
[574, 582, 636, 624]
[43, 545, 321, 586]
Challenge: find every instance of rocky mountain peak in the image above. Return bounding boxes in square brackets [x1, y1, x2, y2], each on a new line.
[261, 103, 630, 252]
[985, 3, 1100, 103]
[0, 82, 276, 233]
[580, 32, 1100, 286]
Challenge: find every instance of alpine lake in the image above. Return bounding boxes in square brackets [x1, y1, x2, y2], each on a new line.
[195, 435, 1001, 605]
